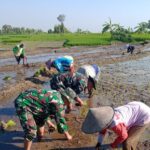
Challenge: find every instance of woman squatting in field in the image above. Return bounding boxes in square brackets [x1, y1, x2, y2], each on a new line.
[82, 101, 150, 150]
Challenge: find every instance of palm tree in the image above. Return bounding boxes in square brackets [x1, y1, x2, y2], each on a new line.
[134, 22, 148, 33]
[102, 18, 119, 39]
[57, 14, 65, 33]
[102, 18, 114, 33]
[113, 24, 125, 32]
[127, 27, 133, 33]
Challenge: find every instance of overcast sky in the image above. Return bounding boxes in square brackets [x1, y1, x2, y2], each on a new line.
[0, 0, 150, 32]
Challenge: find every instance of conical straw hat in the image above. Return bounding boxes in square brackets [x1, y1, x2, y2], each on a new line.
[82, 106, 114, 134]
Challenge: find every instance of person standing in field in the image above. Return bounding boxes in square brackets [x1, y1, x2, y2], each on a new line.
[14, 89, 72, 150]
[12, 43, 27, 65]
[82, 101, 150, 150]
[45, 55, 74, 73]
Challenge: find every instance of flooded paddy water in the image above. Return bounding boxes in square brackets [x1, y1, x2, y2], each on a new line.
[0, 43, 150, 149]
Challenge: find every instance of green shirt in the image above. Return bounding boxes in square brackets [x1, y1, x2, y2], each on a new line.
[13, 45, 25, 56]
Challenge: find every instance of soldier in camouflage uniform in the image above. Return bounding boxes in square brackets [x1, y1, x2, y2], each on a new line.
[14, 89, 72, 150]
[50, 72, 93, 109]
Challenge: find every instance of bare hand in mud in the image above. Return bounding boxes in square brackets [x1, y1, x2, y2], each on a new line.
[75, 103, 81, 106]
[66, 134, 72, 140]
[48, 126, 56, 134]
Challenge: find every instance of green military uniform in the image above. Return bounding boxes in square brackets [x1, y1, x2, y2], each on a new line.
[50, 72, 87, 101]
[14, 89, 68, 141]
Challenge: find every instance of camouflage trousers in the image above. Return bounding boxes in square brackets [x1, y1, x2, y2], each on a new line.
[15, 102, 45, 141]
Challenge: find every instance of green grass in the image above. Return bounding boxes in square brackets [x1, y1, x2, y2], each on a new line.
[0, 32, 150, 46]
[0, 33, 111, 46]
[132, 33, 150, 41]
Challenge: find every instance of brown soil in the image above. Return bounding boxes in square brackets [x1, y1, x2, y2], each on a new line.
[0, 42, 150, 150]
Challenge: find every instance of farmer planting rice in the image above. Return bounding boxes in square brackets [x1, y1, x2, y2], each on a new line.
[50, 71, 87, 108]
[14, 89, 72, 150]
[77, 64, 101, 97]
[126, 44, 135, 54]
[82, 101, 150, 150]
[45, 55, 74, 73]
[50, 70, 97, 109]
[12, 43, 27, 65]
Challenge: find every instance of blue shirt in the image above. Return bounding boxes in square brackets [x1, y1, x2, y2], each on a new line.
[53, 56, 74, 73]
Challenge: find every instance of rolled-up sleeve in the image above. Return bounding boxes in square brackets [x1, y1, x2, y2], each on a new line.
[110, 123, 128, 148]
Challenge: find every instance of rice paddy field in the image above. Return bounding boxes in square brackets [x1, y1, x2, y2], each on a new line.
[0, 32, 150, 47]
[0, 33, 150, 150]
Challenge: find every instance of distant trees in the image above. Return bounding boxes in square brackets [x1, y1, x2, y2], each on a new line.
[2, 24, 12, 34]
[102, 18, 133, 42]
[75, 28, 91, 34]
[54, 24, 70, 33]
[76, 28, 82, 33]
[48, 29, 53, 34]
[48, 14, 71, 33]
[102, 18, 116, 35]
[1, 17, 150, 37]
[57, 14, 65, 33]
[0, 24, 43, 34]
[135, 21, 150, 33]
[48, 24, 70, 34]
[112, 24, 132, 42]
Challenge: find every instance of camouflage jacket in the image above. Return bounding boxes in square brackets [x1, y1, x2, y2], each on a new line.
[50, 72, 87, 97]
[15, 89, 68, 133]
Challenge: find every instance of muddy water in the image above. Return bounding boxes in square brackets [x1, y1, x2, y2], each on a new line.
[0, 46, 124, 90]
[0, 67, 38, 90]
[0, 45, 125, 67]
[0, 72, 16, 90]
[1, 53, 150, 118]
[1, 54, 150, 112]
[0, 44, 150, 149]
[104, 56, 150, 86]
[0, 81, 50, 123]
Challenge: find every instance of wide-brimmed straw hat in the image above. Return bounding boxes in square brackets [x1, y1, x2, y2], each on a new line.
[82, 106, 114, 134]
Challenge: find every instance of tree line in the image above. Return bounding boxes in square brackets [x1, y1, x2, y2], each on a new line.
[0, 14, 150, 35]
[0, 24, 43, 34]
